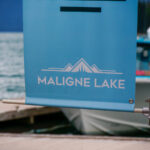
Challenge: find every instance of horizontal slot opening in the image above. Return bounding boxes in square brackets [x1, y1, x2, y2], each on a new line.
[60, 7, 101, 13]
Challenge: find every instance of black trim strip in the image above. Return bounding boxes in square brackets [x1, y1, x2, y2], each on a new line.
[60, 7, 101, 12]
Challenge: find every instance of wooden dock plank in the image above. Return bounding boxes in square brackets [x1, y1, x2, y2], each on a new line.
[0, 134, 150, 150]
[0, 101, 60, 122]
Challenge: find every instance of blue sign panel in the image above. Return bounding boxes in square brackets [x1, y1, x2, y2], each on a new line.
[24, 0, 138, 111]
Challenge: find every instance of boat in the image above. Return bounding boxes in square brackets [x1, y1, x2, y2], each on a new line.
[62, 77, 150, 135]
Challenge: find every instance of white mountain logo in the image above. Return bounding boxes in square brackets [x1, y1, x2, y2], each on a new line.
[41, 58, 123, 75]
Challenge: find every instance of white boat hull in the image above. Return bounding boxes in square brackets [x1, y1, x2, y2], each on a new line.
[62, 81, 150, 135]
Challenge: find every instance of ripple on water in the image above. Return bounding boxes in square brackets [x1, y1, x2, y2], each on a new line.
[0, 33, 25, 99]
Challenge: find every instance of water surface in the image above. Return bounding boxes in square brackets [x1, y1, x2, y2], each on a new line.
[0, 33, 25, 99]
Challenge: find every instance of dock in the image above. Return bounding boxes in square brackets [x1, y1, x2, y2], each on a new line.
[0, 100, 150, 150]
[0, 100, 60, 123]
[0, 133, 150, 150]
[0, 99, 76, 134]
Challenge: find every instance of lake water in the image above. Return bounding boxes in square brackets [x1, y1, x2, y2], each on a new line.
[0, 33, 25, 99]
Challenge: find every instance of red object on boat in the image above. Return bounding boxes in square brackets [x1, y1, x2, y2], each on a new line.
[136, 70, 145, 76]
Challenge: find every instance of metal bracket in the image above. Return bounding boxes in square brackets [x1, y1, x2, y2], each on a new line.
[134, 98, 150, 125]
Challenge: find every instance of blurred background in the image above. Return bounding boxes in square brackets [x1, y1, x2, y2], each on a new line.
[0, 0, 150, 136]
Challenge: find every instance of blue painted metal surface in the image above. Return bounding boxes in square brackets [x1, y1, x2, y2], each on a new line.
[24, 0, 138, 112]
[0, 0, 23, 32]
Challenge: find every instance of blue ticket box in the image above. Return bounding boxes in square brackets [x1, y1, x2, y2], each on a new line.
[24, 0, 138, 111]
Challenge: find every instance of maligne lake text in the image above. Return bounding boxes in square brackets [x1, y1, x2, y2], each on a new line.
[38, 76, 125, 89]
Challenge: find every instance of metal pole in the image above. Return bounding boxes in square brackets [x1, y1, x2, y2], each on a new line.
[134, 108, 143, 113]
[134, 107, 150, 113]
[2, 99, 25, 105]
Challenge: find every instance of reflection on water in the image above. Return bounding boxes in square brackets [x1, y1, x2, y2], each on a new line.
[0, 33, 25, 99]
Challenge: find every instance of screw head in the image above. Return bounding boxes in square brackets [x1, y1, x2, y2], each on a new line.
[129, 99, 134, 104]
